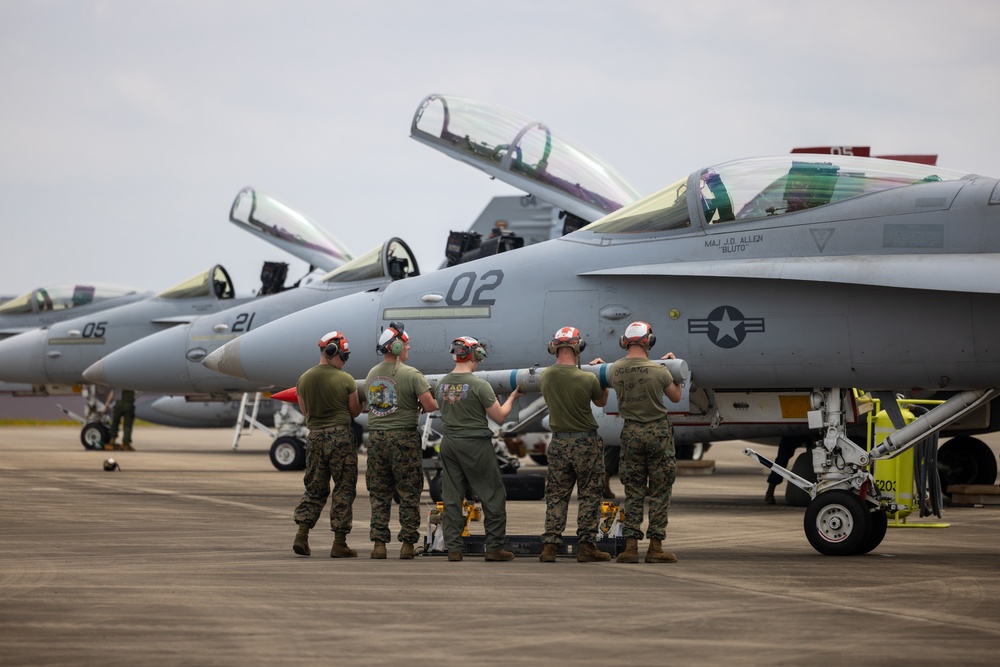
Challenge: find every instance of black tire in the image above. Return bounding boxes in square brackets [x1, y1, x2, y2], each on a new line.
[676, 442, 710, 461]
[528, 454, 548, 466]
[803, 489, 871, 556]
[81, 422, 110, 450]
[270, 436, 306, 471]
[502, 473, 546, 501]
[785, 452, 816, 507]
[937, 436, 998, 491]
[856, 508, 889, 555]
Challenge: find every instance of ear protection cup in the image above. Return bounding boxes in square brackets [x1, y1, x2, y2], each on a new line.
[548, 326, 586, 355]
[319, 331, 350, 361]
[451, 336, 487, 362]
[620, 322, 655, 350]
[377, 322, 408, 356]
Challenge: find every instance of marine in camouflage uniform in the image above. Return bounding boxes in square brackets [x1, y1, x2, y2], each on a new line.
[537, 326, 611, 563]
[292, 331, 363, 558]
[609, 321, 684, 564]
[364, 323, 437, 559]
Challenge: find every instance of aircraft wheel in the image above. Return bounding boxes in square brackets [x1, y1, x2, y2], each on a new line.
[270, 436, 306, 471]
[81, 422, 110, 450]
[676, 442, 710, 461]
[502, 473, 546, 501]
[528, 454, 548, 466]
[937, 436, 998, 491]
[856, 508, 889, 555]
[429, 471, 443, 503]
[803, 490, 871, 556]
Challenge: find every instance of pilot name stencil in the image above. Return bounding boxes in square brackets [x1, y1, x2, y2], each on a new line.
[705, 233, 763, 254]
[688, 305, 765, 348]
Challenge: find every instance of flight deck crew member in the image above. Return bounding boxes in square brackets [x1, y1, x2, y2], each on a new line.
[436, 336, 521, 562]
[105, 388, 136, 451]
[538, 326, 612, 563]
[609, 321, 683, 564]
[292, 331, 363, 558]
[364, 322, 438, 560]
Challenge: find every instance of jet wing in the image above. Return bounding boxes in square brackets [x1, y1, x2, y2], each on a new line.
[580, 254, 1000, 295]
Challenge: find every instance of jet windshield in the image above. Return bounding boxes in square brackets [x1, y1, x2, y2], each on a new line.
[583, 155, 969, 234]
[157, 265, 235, 300]
[229, 187, 352, 271]
[411, 94, 641, 220]
[321, 238, 419, 284]
[0, 284, 139, 315]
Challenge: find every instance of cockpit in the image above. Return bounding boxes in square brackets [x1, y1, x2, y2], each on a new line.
[582, 155, 969, 234]
[320, 238, 420, 284]
[0, 284, 139, 315]
[410, 94, 641, 222]
[157, 265, 235, 300]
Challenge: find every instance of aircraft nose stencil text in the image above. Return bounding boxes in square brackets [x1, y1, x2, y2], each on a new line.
[688, 306, 765, 348]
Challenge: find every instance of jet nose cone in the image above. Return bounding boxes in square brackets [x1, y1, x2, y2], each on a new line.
[202, 338, 247, 379]
[82, 358, 107, 385]
[0, 329, 48, 383]
[84, 325, 196, 393]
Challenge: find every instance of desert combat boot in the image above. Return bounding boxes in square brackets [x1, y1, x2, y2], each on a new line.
[539, 544, 558, 562]
[370, 541, 387, 559]
[293, 523, 311, 556]
[577, 541, 612, 562]
[616, 537, 639, 563]
[399, 543, 415, 559]
[330, 531, 358, 558]
[644, 537, 678, 563]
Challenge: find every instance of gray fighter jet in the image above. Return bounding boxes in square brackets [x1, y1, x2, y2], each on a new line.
[0, 282, 150, 341]
[0, 187, 352, 444]
[200, 147, 1000, 555]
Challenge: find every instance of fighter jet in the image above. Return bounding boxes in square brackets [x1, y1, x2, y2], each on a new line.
[201, 148, 1000, 555]
[78, 94, 643, 468]
[0, 282, 150, 341]
[0, 187, 353, 444]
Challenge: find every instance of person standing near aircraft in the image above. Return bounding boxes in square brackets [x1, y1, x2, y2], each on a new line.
[538, 326, 612, 563]
[609, 321, 683, 564]
[292, 331, 363, 558]
[436, 336, 521, 562]
[364, 322, 438, 560]
[105, 387, 136, 451]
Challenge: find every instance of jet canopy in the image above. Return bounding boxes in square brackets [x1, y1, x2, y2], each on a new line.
[0, 283, 140, 315]
[320, 238, 419, 284]
[411, 93, 641, 222]
[229, 187, 353, 272]
[157, 265, 235, 300]
[583, 155, 970, 234]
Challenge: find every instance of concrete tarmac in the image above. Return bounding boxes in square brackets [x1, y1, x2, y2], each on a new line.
[1, 426, 999, 666]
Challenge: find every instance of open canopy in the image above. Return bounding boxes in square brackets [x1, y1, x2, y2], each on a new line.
[411, 93, 641, 223]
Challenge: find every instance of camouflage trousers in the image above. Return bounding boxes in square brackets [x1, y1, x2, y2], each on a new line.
[619, 417, 676, 541]
[366, 429, 423, 544]
[542, 434, 605, 545]
[293, 429, 358, 533]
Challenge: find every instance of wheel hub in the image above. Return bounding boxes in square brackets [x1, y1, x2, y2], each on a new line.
[815, 503, 854, 543]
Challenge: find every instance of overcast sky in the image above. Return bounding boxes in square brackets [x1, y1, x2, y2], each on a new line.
[2, 1, 998, 298]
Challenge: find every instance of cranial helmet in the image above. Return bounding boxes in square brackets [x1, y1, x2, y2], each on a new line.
[319, 330, 351, 361]
[450, 336, 487, 363]
[103, 458, 120, 472]
[376, 322, 409, 356]
[547, 326, 586, 356]
[619, 321, 655, 350]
